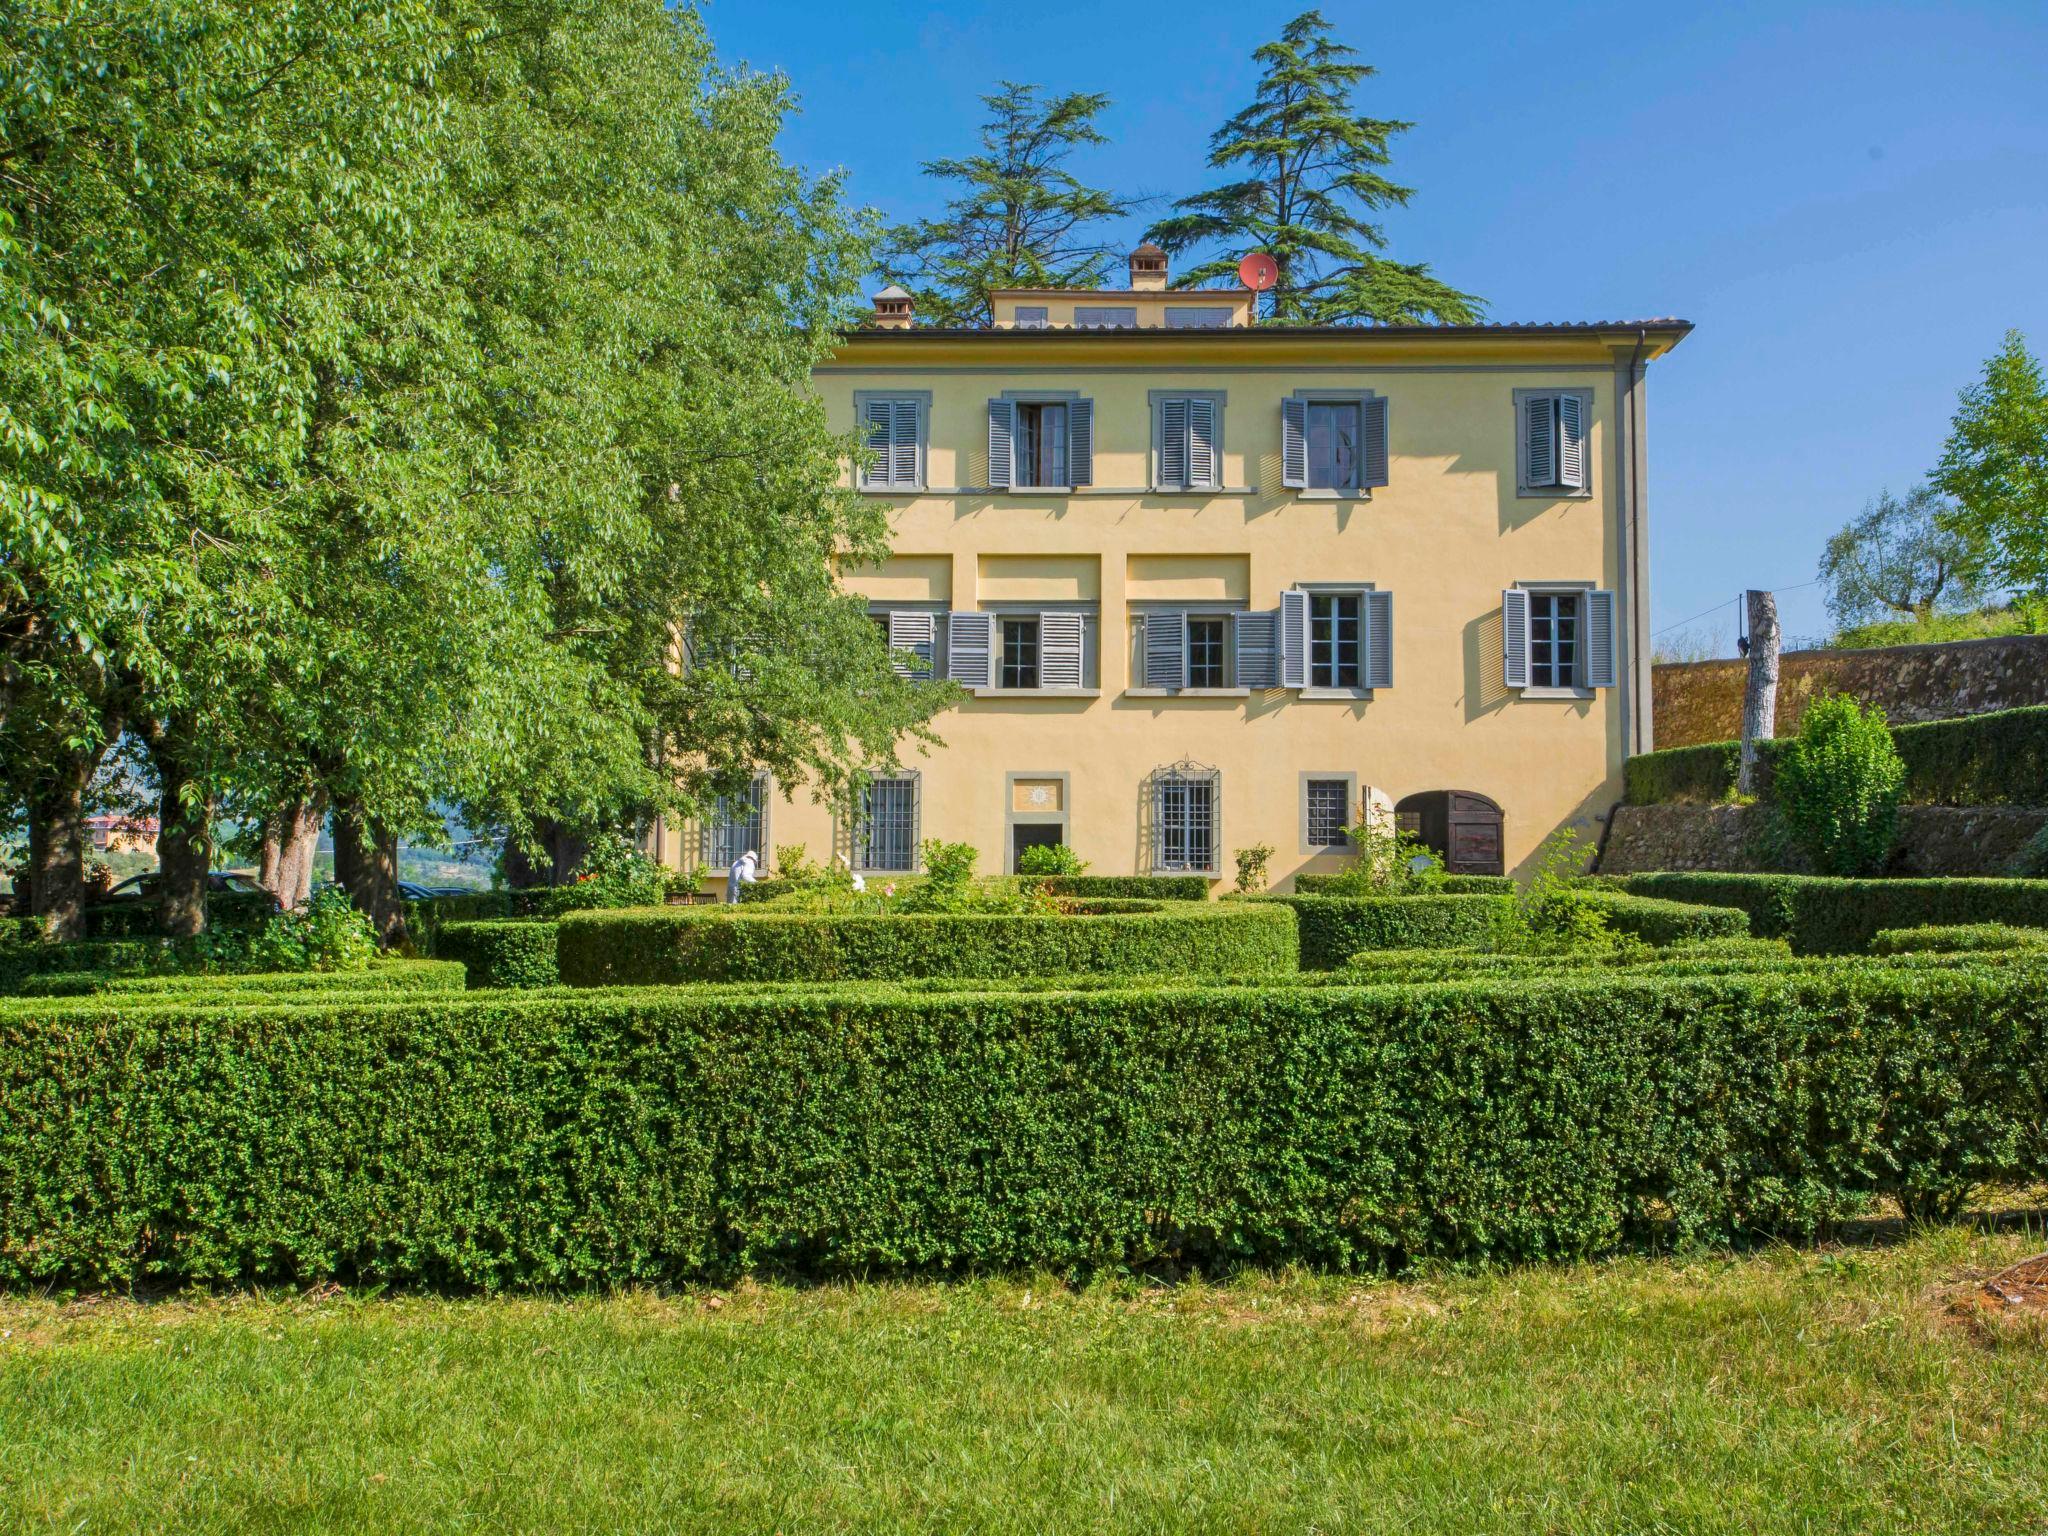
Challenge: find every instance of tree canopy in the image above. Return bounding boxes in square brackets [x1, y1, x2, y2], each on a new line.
[1934, 330, 2048, 596]
[3, 0, 949, 937]
[879, 82, 1140, 327]
[1144, 10, 1480, 326]
[1818, 486, 1987, 631]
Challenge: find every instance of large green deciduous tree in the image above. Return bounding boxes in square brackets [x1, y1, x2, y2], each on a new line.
[4, 0, 950, 941]
[1934, 330, 2048, 596]
[879, 82, 1140, 327]
[1, 0, 454, 937]
[1145, 9, 1480, 326]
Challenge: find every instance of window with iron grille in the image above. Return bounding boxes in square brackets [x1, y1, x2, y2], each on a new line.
[701, 777, 764, 868]
[857, 775, 919, 872]
[1152, 764, 1219, 874]
[1529, 591, 1581, 689]
[1305, 779, 1352, 848]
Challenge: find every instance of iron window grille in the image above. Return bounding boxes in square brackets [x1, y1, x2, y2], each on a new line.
[855, 774, 920, 872]
[1305, 779, 1352, 849]
[701, 776, 765, 868]
[1151, 759, 1220, 875]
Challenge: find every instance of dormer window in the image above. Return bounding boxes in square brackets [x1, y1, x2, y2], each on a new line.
[1014, 306, 1049, 329]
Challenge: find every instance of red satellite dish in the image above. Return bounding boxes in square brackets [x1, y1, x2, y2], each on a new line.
[1238, 251, 1279, 291]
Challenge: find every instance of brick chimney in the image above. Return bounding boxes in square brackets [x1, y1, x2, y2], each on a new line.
[870, 284, 915, 329]
[1128, 244, 1169, 291]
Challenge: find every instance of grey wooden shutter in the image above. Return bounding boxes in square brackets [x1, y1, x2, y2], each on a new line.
[1143, 611, 1186, 689]
[1235, 610, 1279, 688]
[1502, 588, 1531, 689]
[1364, 589, 1394, 689]
[947, 611, 992, 687]
[1361, 395, 1390, 489]
[1557, 393, 1586, 491]
[1279, 589, 1310, 689]
[1583, 589, 1617, 688]
[1281, 398, 1307, 488]
[1159, 397, 1188, 489]
[860, 398, 893, 488]
[1068, 399, 1093, 487]
[1524, 395, 1556, 489]
[1187, 397, 1217, 489]
[887, 610, 935, 679]
[987, 400, 1014, 489]
[1039, 612, 1084, 688]
[891, 399, 920, 487]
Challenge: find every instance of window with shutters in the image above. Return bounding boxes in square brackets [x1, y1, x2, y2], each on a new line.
[1074, 305, 1138, 328]
[1000, 616, 1039, 689]
[1503, 584, 1617, 694]
[701, 777, 766, 869]
[1151, 761, 1220, 875]
[1186, 617, 1228, 688]
[854, 774, 919, 872]
[1151, 390, 1224, 492]
[1282, 390, 1389, 496]
[1283, 585, 1394, 693]
[990, 394, 1091, 490]
[1304, 778, 1353, 849]
[1013, 306, 1049, 328]
[1309, 591, 1363, 689]
[854, 391, 926, 492]
[1515, 388, 1592, 496]
[1166, 306, 1233, 328]
[869, 606, 941, 681]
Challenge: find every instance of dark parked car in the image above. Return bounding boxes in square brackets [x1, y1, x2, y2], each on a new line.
[99, 870, 277, 906]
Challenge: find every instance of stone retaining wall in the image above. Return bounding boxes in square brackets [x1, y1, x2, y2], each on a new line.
[1654, 634, 2048, 750]
[1598, 803, 2048, 877]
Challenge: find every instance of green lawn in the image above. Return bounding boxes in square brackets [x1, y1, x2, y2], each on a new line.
[3, 1222, 2046, 1535]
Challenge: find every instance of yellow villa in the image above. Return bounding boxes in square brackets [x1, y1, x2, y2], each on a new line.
[682, 247, 1689, 890]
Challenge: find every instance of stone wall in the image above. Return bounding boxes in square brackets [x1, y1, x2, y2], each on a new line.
[1598, 803, 2048, 877]
[1653, 635, 2048, 750]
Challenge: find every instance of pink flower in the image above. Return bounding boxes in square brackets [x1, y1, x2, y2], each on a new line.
[884, 883, 896, 897]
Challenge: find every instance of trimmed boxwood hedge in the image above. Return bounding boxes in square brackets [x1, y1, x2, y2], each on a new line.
[1624, 704, 2048, 808]
[436, 921, 560, 989]
[0, 939, 162, 993]
[4, 960, 2045, 1289]
[4, 959, 464, 1002]
[1868, 922, 2048, 956]
[1575, 889, 1750, 946]
[1291, 874, 1515, 896]
[1029, 875, 1211, 901]
[556, 901, 1298, 985]
[1613, 872, 2048, 954]
[1264, 894, 1513, 969]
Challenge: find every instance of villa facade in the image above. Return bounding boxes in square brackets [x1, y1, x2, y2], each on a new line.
[682, 249, 1689, 888]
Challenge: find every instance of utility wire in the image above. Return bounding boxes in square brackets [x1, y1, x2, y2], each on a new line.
[1653, 578, 1820, 639]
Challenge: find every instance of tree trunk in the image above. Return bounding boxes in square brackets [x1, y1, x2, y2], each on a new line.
[1738, 589, 1780, 796]
[151, 730, 212, 940]
[502, 817, 586, 887]
[333, 800, 403, 945]
[258, 792, 327, 911]
[29, 752, 96, 942]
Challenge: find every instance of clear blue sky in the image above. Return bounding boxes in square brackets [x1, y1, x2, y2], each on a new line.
[705, 0, 2048, 653]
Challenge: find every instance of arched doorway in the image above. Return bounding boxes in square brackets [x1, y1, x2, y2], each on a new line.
[1395, 790, 1504, 876]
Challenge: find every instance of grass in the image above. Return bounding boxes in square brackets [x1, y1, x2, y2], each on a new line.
[4, 1221, 2047, 1533]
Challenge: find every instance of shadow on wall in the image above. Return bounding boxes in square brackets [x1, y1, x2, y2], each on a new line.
[1463, 609, 1513, 723]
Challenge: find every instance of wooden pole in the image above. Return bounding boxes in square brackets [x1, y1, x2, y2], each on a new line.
[1738, 589, 1780, 795]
